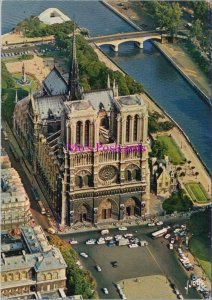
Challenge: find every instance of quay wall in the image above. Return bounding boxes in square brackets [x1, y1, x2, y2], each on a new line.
[153, 41, 212, 107]
[101, 1, 142, 31]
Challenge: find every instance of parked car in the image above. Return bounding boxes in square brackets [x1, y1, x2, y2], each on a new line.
[129, 243, 138, 248]
[97, 239, 105, 245]
[148, 223, 156, 227]
[169, 243, 174, 250]
[171, 238, 175, 244]
[86, 239, 96, 245]
[80, 252, 88, 258]
[102, 288, 109, 294]
[96, 265, 102, 272]
[165, 234, 171, 239]
[108, 240, 116, 247]
[101, 229, 109, 235]
[124, 233, 133, 238]
[69, 239, 78, 245]
[105, 236, 113, 241]
[118, 227, 127, 231]
[156, 221, 163, 226]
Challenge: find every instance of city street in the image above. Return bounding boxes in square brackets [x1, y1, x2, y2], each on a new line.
[61, 222, 201, 300]
[1, 128, 50, 230]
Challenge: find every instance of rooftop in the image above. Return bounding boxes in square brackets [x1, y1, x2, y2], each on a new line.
[38, 8, 71, 25]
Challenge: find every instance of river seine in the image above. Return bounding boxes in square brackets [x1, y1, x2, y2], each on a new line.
[2, 0, 211, 170]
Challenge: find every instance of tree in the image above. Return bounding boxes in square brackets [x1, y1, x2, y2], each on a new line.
[162, 190, 193, 214]
[191, 1, 209, 22]
[55, 31, 70, 52]
[150, 140, 168, 159]
[190, 19, 203, 41]
[180, 172, 185, 177]
[195, 172, 199, 178]
[155, 2, 182, 35]
[188, 207, 210, 235]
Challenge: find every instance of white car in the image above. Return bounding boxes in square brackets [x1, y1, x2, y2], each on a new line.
[86, 239, 96, 245]
[69, 239, 78, 245]
[171, 238, 175, 244]
[80, 252, 88, 258]
[124, 233, 133, 238]
[147, 223, 156, 227]
[97, 239, 105, 244]
[103, 288, 109, 294]
[156, 221, 163, 226]
[115, 235, 123, 240]
[104, 236, 113, 241]
[118, 227, 127, 231]
[96, 265, 102, 272]
[165, 234, 171, 239]
[169, 243, 173, 250]
[129, 243, 138, 248]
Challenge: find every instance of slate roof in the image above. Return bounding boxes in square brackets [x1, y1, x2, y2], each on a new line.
[34, 95, 65, 120]
[84, 90, 114, 112]
[43, 67, 68, 96]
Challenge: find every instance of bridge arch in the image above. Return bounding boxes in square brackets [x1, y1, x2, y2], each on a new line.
[98, 35, 161, 52]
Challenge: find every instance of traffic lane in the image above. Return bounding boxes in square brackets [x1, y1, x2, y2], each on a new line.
[148, 239, 201, 299]
[60, 217, 189, 242]
[1, 137, 49, 230]
[73, 242, 162, 299]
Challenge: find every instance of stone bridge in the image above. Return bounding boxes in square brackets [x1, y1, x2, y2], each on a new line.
[87, 31, 163, 52]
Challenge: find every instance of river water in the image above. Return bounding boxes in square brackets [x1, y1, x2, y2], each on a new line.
[2, 1, 211, 170]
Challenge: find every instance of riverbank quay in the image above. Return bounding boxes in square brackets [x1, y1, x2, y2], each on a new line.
[101, 1, 141, 31]
[153, 41, 211, 106]
[89, 42, 126, 75]
[1, 32, 55, 46]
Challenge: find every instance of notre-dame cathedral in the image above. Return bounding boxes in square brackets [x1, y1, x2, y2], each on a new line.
[13, 31, 150, 227]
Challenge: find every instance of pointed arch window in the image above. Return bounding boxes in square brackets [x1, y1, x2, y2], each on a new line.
[126, 116, 130, 142]
[76, 121, 82, 145]
[134, 115, 139, 141]
[85, 120, 90, 146]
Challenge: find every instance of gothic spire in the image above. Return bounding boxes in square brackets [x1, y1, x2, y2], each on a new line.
[67, 23, 82, 100]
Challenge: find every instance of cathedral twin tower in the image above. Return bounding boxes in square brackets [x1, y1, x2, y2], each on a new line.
[13, 29, 150, 227]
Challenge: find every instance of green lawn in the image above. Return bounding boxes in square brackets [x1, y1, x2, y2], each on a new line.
[185, 182, 209, 203]
[2, 73, 39, 125]
[189, 234, 211, 280]
[157, 135, 185, 165]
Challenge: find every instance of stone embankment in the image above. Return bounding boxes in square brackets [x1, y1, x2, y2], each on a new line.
[153, 41, 211, 106]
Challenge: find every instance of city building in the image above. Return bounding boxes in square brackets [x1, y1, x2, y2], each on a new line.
[150, 156, 178, 197]
[1, 150, 31, 229]
[13, 30, 150, 227]
[38, 8, 71, 25]
[1, 226, 67, 299]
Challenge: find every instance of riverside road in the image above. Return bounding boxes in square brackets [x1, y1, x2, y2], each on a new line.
[61, 222, 201, 300]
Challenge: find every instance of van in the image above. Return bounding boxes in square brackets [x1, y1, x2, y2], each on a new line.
[101, 229, 109, 235]
[118, 239, 129, 246]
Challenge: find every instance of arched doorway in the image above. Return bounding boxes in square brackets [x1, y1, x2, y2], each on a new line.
[125, 199, 135, 217]
[98, 199, 118, 221]
[77, 205, 87, 222]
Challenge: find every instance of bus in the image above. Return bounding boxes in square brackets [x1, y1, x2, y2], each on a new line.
[38, 200, 46, 215]
[151, 228, 169, 239]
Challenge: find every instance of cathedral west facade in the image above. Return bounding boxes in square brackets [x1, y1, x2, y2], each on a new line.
[13, 32, 150, 227]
